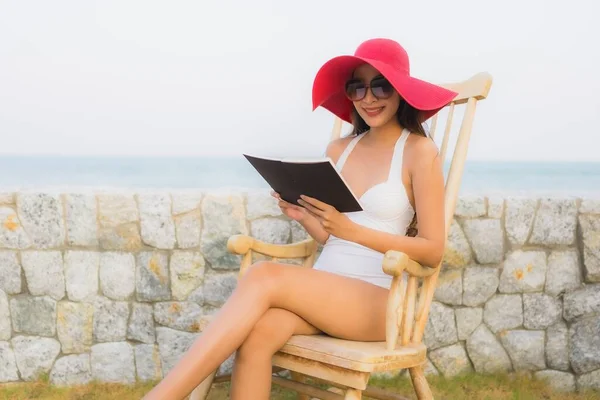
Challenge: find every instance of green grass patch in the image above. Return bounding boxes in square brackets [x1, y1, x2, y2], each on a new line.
[0, 372, 597, 399]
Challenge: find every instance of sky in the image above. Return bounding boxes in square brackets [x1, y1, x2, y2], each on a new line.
[0, 0, 599, 161]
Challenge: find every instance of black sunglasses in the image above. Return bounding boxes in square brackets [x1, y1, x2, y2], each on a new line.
[344, 76, 394, 101]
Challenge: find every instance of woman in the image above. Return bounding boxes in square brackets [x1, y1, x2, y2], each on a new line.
[143, 38, 457, 400]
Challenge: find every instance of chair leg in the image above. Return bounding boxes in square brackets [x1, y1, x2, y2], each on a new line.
[290, 371, 310, 400]
[189, 369, 217, 400]
[409, 365, 433, 400]
[344, 388, 362, 399]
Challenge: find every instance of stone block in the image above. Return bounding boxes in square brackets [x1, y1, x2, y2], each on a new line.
[135, 344, 163, 382]
[500, 330, 546, 371]
[21, 250, 65, 300]
[170, 251, 205, 301]
[174, 211, 201, 249]
[569, 316, 600, 374]
[16, 193, 64, 248]
[246, 189, 282, 220]
[127, 303, 155, 344]
[466, 324, 512, 374]
[530, 198, 577, 246]
[99, 252, 135, 301]
[505, 198, 536, 246]
[64, 250, 98, 302]
[90, 342, 135, 384]
[57, 301, 93, 354]
[11, 336, 60, 381]
[579, 214, 600, 282]
[50, 354, 92, 386]
[64, 194, 98, 246]
[463, 266, 499, 307]
[136, 251, 170, 302]
[93, 296, 129, 343]
[423, 302, 458, 350]
[0, 251, 21, 294]
[138, 193, 176, 249]
[499, 251, 547, 293]
[523, 293, 562, 329]
[434, 269, 462, 305]
[0, 341, 19, 382]
[200, 193, 248, 270]
[483, 294, 523, 333]
[456, 307, 482, 341]
[10, 295, 56, 337]
[154, 302, 203, 332]
[250, 218, 290, 245]
[429, 343, 473, 377]
[545, 250, 582, 295]
[0, 207, 31, 249]
[443, 220, 472, 268]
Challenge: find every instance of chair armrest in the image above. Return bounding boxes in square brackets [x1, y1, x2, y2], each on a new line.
[382, 250, 438, 278]
[227, 234, 318, 258]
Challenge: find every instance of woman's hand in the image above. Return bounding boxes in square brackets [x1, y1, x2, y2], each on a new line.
[297, 195, 359, 241]
[271, 191, 308, 222]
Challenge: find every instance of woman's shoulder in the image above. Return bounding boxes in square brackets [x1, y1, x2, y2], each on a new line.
[405, 133, 441, 168]
[325, 135, 356, 164]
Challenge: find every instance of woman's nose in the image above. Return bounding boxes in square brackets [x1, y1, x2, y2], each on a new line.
[362, 86, 377, 104]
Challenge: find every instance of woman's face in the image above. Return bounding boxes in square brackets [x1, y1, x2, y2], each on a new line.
[347, 64, 401, 129]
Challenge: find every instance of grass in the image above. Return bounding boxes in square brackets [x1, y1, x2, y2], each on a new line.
[0, 373, 598, 400]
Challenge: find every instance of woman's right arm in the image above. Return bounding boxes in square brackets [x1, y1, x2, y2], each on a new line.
[272, 192, 330, 244]
[273, 137, 349, 245]
[295, 207, 331, 245]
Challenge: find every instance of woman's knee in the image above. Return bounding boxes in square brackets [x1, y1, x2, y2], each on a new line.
[240, 261, 285, 295]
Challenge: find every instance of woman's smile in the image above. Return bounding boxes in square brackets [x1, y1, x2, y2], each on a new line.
[363, 106, 385, 117]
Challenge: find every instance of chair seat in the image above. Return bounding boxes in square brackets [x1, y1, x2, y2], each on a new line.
[275, 334, 427, 372]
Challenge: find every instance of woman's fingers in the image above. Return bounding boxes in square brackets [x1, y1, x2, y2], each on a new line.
[298, 198, 325, 217]
[280, 201, 304, 212]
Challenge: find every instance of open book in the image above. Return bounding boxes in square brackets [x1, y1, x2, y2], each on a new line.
[243, 154, 363, 213]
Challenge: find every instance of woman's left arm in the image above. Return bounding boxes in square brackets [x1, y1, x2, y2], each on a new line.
[354, 139, 446, 267]
[299, 139, 446, 268]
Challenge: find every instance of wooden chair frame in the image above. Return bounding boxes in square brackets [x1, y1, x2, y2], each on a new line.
[190, 72, 493, 400]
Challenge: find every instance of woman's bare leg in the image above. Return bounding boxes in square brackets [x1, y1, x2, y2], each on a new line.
[230, 308, 320, 400]
[143, 261, 390, 400]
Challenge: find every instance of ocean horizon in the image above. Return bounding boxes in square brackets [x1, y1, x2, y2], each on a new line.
[1, 155, 599, 197]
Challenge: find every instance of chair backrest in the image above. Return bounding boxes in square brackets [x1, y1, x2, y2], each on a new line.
[329, 72, 493, 347]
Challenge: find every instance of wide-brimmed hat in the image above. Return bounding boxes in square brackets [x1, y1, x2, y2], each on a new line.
[312, 38, 458, 123]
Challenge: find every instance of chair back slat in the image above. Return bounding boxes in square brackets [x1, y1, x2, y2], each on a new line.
[401, 276, 418, 345]
[330, 117, 343, 141]
[412, 95, 482, 343]
[428, 114, 439, 140]
[439, 102, 456, 163]
[239, 251, 253, 277]
[385, 275, 406, 350]
[443, 96, 478, 231]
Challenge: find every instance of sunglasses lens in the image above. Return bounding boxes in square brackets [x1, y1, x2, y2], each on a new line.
[345, 81, 366, 101]
[371, 78, 394, 99]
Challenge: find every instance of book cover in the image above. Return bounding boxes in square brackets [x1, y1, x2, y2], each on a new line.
[243, 154, 363, 213]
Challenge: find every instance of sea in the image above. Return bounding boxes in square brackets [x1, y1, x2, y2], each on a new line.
[0, 155, 599, 197]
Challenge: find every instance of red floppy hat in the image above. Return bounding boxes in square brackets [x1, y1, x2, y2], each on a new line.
[312, 38, 459, 123]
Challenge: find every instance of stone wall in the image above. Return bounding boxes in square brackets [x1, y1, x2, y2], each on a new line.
[0, 190, 598, 392]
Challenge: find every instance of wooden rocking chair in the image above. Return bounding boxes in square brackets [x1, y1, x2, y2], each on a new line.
[190, 71, 493, 400]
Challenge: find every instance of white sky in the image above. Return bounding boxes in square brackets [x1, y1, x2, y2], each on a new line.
[0, 0, 599, 161]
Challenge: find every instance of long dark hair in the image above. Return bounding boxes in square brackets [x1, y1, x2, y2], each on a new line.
[349, 99, 427, 238]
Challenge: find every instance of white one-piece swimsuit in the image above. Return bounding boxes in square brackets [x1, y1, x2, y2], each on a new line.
[313, 128, 415, 290]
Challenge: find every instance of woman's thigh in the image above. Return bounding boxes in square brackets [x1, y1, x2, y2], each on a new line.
[244, 262, 390, 342]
